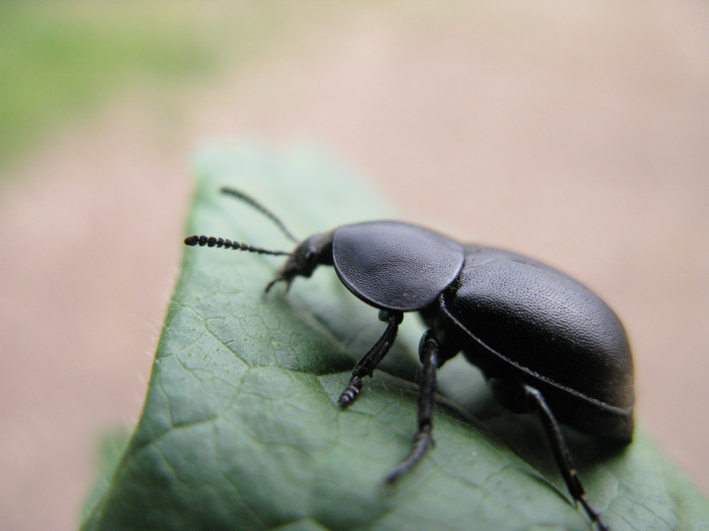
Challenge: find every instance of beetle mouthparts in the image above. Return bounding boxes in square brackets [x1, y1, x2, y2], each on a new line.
[265, 275, 293, 293]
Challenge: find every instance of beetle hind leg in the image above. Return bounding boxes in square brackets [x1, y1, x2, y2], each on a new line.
[385, 329, 440, 484]
[337, 310, 403, 407]
[522, 384, 610, 531]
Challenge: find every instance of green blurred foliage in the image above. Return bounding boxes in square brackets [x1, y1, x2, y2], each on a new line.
[0, 1, 305, 168]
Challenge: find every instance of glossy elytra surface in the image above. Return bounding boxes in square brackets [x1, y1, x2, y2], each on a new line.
[440, 244, 634, 441]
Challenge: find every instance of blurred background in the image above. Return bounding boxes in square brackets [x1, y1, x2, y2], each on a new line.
[1, 2, 707, 530]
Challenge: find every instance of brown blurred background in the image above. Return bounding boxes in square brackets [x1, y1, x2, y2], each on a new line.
[1, 2, 708, 530]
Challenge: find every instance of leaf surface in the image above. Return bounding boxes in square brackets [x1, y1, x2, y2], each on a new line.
[82, 144, 709, 531]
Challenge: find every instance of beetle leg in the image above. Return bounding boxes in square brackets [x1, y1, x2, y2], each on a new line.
[523, 384, 610, 531]
[338, 310, 403, 406]
[385, 329, 440, 484]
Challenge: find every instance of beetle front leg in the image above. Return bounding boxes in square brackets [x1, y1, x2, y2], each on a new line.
[338, 310, 403, 406]
[385, 329, 440, 483]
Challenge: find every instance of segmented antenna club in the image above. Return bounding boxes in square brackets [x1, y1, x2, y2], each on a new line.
[184, 235, 290, 256]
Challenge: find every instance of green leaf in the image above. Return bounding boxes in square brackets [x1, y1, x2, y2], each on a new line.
[82, 144, 709, 531]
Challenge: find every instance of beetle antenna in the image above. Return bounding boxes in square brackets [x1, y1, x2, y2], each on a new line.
[220, 187, 299, 243]
[184, 235, 291, 256]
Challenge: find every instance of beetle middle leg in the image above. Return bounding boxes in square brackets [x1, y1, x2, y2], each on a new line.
[338, 310, 403, 406]
[385, 329, 441, 483]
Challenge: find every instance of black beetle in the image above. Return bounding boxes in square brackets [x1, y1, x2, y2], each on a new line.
[185, 187, 634, 531]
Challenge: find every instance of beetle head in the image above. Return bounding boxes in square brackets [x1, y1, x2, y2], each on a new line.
[266, 231, 334, 292]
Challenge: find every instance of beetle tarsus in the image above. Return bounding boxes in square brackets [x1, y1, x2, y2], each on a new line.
[579, 496, 609, 531]
[337, 377, 363, 406]
[385, 426, 435, 484]
[336, 311, 403, 406]
[579, 493, 609, 531]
